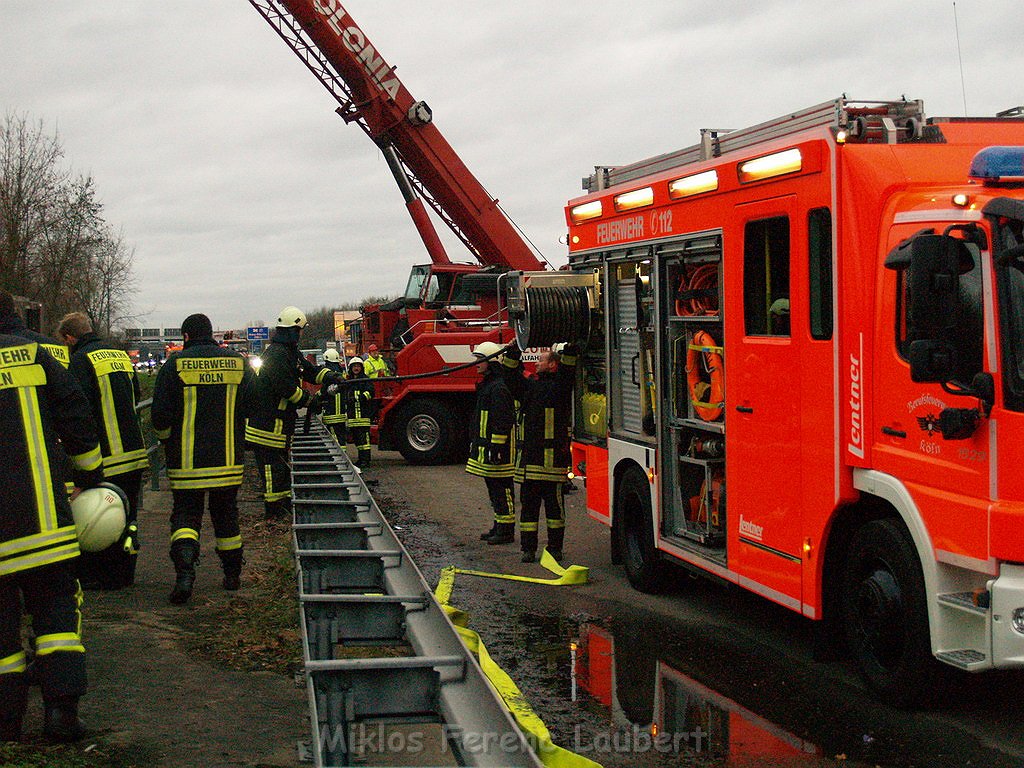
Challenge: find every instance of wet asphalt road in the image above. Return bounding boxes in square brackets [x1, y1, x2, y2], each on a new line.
[361, 450, 1024, 768]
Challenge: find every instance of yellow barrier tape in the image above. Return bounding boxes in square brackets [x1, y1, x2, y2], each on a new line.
[434, 550, 601, 768]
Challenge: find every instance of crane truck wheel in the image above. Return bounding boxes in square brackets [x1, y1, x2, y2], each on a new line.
[614, 467, 667, 593]
[840, 518, 946, 708]
[395, 399, 456, 465]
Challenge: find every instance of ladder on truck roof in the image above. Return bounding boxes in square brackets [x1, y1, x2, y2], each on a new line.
[585, 96, 927, 191]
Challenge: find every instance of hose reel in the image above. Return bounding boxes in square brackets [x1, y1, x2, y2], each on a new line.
[513, 285, 591, 349]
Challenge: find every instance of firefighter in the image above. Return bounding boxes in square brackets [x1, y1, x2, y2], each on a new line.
[245, 306, 345, 519]
[59, 312, 147, 589]
[321, 348, 347, 446]
[151, 314, 255, 604]
[0, 289, 70, 367]
[342, 356, 374, 469]
[363, 343, 390, 378]
[0, 334, 105, 743]
[466, 341, 516, 545]
[514, 344, 577, 562]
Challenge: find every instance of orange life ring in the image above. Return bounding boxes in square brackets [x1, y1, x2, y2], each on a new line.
[686, 329, 724, 421]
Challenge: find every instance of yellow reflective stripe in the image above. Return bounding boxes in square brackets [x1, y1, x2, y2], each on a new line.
[287, 387, 305, 404]
[170, 528, 199, 543]
[216, 536, 242, 551]
[35, 632, 84, 655]
[520, 522, 539, 532]
[0, 541, 79, 578]
[0, 363, 46, 390]
[18, 387, 58, 531]
[42, 343, 69, 368]
[245, 424, 287, 448]
[264, 489, 291, 502]
[96, 374, 123, 455]
[85, 349, 133, 376]
[167, 476, 243, 490]
[544, 408, 555, 440]
[479, 410, 488, 439]
[544, 447, 554, 468]
[102, 448, 148, 468]
[0, 528, 78, 558]
[0, 650, 27, 674]
[491, 434, 508, 445]
[70, 445, 103, 471]
[225, 384, 237, 464]
[104, 457, 150, 476]
[315, 368, 329, 384]
[168, 465, 244, 478]
[74, 580, 83, 637]
[181, 385, 197, 470]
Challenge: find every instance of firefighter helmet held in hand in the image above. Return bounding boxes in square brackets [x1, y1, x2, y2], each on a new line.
[472, 341, 503, 359]
[324, 348, 341, 362]
[276, 306, 308, 329]
[72, 483, 128, 552]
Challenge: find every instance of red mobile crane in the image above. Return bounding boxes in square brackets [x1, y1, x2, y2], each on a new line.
[249, 0, 547, 463]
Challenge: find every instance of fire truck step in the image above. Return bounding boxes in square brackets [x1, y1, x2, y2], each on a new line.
[937, 591, 990, 615]
[935, 649, 988, 669]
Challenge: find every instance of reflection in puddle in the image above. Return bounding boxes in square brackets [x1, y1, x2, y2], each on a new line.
[567, 621, 821, 764]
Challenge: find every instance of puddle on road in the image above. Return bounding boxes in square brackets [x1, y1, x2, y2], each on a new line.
[515, 612, 822, 766]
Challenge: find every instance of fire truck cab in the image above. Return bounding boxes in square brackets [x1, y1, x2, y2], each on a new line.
[514, 98, 1024, 705]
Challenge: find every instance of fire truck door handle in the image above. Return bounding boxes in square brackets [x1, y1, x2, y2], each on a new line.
[631, 354, 640, 385]
[735, 405, 754, 414]
[882, 426, 907, 438]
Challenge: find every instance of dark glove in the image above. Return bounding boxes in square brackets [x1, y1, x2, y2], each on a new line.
[561, 342, 580, 358]
[485, 444, 509, 465]
[502, 343, 522, 361]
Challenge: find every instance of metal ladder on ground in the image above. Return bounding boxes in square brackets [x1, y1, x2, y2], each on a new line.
[290, 421, 543, 768]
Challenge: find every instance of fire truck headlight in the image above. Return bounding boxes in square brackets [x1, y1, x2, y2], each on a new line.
[1012, 608, 1024, 634]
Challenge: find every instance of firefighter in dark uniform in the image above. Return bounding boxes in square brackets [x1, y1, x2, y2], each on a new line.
[467, 341, 517, 545]
[342, 356, 374, 469]
[513, 344, 577, 562]
[245, 307, 344, 519]
[0, 290, 70, 368]
[59, 312, 147, 589]
[0, 335, 105, 743]
[152, 314, 255, 604]
[320, 348, 347, 446]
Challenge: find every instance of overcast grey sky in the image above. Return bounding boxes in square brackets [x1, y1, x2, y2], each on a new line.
[1, 1, 1021, 330]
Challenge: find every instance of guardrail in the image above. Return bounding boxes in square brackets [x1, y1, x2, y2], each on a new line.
[291, 420, 543, 767]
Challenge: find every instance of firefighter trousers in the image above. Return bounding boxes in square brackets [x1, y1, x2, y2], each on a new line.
[169, 486, 242, 556]
[518, 479, 565, 554]
[252, 444, 292, 517]
[484, 476, 516, 528]
[348, 426, 371, 467]
[0, 563, 86, 721]
[78, 470, 142, 590]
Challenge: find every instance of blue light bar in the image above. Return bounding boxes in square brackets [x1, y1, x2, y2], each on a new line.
[968, 146, 1024, 183]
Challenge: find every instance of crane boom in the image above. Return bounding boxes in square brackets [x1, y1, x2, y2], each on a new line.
[249, 0, 545, 272]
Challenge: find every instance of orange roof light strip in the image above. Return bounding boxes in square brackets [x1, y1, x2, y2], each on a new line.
[613, 186, 654, 212]
[570, 200, 603, 223]
[669, 169, 719, 199]
[738, 148, 802, 183]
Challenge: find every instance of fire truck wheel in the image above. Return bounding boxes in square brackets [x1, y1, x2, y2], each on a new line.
[841, 518, 940, 707]
[395, 399, 456, 465]
[615, 468, 666, 593]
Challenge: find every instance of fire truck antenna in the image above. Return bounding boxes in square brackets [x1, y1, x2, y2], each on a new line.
[952, 1, 969, 116]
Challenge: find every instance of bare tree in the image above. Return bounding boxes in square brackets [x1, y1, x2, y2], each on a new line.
[72, 228, 137, 337]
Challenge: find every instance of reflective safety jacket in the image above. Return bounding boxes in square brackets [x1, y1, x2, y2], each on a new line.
[68, 333, 148, 478]
[363, 354, 390, 378]
[0, 313, 69, 368]
[321, 361, 346, 426]
[245, 330, 337, 450]
[514, 352, 577, 483]
[344, 373, 374, 428]
[465, 367, 515, 479]
[152, 339, 255, 490]
[0, 336, 104, 577]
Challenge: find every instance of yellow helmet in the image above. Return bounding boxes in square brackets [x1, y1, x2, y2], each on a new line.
[71, 483, 128, 552]
[472, 341, 504, 359]
[324, 348, 341, 362]
[348, 356, 364, 367]
[276, 306, 308, 329]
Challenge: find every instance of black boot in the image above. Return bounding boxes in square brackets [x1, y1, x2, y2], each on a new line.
[43, 696, 84, 743]
[169, 540, 199, 604]
[357, 448, 371, 468]
[479, 523, 497, 541]
[486, 523, 515, 546]
[0, 684, 27, 743]
[264, 498, 292, 521]
[218, 547, 244, 591]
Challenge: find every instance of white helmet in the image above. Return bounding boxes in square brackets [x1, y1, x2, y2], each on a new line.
[72, 483, 128, 552]
[324, 348, 341, 362]
[472, 341, 503, 359]
[276, 306, 308, 329]
[348, 356, 364, 367]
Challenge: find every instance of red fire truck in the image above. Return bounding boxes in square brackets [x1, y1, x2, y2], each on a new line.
[250, 1, 546, 463]
[509, 97, 1024, 705]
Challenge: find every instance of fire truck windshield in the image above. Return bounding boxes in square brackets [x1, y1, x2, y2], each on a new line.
[404, 265, 431, 302]
[995, 213, 1024, 411]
